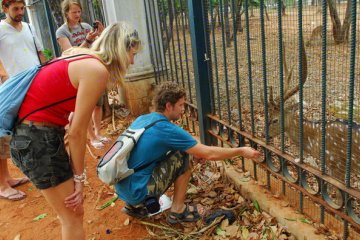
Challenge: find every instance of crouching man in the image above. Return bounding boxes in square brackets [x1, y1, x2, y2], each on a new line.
[115, 82, 261, 224]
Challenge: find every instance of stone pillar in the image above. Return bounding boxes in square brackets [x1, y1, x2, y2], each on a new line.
[102, 0, 164, 116]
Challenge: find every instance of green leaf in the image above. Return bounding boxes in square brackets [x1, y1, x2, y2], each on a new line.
[253, 199, 261, 212]
[33, 213, 48, 221]
[215, 227, 226, 236]
[97, 196, 118, 210]
[284, 218, 297, 221]
[299, 218, 312, 224]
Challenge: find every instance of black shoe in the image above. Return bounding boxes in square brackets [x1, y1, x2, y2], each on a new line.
[122, 204, 148, 219]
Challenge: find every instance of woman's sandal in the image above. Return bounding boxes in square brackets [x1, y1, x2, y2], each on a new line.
[90, 140, 104, 149]
[167, 204, 201, 224]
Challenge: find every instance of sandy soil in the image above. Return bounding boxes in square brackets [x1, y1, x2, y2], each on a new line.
[0, 137, 148, 240]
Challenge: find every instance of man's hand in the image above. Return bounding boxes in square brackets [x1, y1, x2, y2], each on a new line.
[239, 147, 262, 160]
[0, 74, 9, 83]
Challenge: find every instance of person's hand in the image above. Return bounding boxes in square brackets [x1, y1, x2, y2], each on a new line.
[68, 112, 74, 125]
[0, 74, 9, 83]
[64, 181, 84, 211]
[86, 30, 98, 43]
[240, 147, 262, 160]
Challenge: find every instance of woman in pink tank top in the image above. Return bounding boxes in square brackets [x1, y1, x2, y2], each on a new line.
[10, 22, 141, 240]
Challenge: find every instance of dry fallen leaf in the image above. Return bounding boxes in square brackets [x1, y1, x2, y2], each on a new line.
[242, 227, 249, 239]
[13, 234, 21, 240]
[123, 218, 130, 226]
[223, 224, 239, 237]
[220, 218, 229, 229]
[208, 191, 217, 198]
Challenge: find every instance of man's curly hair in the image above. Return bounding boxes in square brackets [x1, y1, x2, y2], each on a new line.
[153, 82, 186, 112]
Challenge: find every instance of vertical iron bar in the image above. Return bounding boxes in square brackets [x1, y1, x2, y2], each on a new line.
[178, 0, 190, 131]
[179, 0, 193, 101]
[156, 0, 169, 81]
[188, 0, 212, 145]
[170, 1, 180, 83]
[343, 0, 357, 238]
[144, 0, 157, 84]
[202, 0, 214, 138]
[231, 0, 243, 130]
[174, 2, 186, 87]
[219, 0, 232, 125]
[148, 0, 160, 84]
[244, 0, 257, 180]
[297, 0, 304, 214]
[210, 1, 222, 119]
[259, 0, 269, 144]
[277, 0, 286, 195]
[43, 0, 60, 57]
[244, 0, 255, 136]
[151, 0, 165, 83]
[161, 0, 175, 82]
[152, 0, 165, 83]
[259, 0, 270, 190]
[320, 0, 328, 224]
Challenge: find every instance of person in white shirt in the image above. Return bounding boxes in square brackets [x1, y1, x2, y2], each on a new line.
[0, 0, 45, 201]
[0, 0, 45, 77]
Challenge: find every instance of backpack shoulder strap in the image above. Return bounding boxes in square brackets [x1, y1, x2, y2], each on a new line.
[133, 118, 169, 173]
[144, 119, 168, 130]
[27, 23, 41, 64]
[17, 95, 76, 126]
[40, 54, 90, 67]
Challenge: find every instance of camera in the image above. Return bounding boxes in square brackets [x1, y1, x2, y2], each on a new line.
[92, 22, 98, 30]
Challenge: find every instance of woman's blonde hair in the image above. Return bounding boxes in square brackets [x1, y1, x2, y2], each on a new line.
[63, 22, 142, 87]
[61, 0, 84, 31]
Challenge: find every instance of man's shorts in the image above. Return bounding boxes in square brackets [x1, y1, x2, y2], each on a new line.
[10, 124, 73, 189]
[147, 151, 190, 198]
[0, 136, 10, 159]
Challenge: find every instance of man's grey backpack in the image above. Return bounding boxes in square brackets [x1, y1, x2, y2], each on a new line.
[97, 119, 166, 185]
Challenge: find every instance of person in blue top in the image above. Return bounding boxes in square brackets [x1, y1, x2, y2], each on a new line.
[116, 82, 261, 224]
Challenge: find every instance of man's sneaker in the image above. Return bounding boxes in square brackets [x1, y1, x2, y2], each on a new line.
[121, 204, 148, 219]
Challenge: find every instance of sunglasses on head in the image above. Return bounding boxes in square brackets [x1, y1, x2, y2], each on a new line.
[126, 30, 139, 50]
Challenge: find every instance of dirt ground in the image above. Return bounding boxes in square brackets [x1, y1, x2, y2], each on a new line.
[0, 135, 149, 240]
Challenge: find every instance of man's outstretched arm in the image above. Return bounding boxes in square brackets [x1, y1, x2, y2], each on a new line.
[186, 143, 261, 161]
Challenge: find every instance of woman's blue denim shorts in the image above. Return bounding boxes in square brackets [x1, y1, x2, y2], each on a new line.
[10, 124, 73, 189]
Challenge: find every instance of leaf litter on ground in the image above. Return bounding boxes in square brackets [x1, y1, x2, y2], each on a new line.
[140, 161, 300, 240]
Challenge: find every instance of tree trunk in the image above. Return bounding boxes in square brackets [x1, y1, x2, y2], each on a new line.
[327, 0, 351, 44]
[281, 1, 286, 16]
[217, 5, 221, 27]
[224, 0, 231, 47]
[264, 5, 270, 21]
[231, 0, 244, 41]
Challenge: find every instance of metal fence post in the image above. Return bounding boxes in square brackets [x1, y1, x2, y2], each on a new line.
[187, 0, 212, 145]
[43, 0, 60, 57]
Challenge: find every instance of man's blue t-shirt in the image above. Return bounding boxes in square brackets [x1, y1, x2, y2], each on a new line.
[115, 112, 197, 205]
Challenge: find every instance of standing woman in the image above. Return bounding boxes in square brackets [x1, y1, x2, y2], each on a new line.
[56, 0, 108, 149]
[56, 0, 103, 50]
[10, 22, 141, 239]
